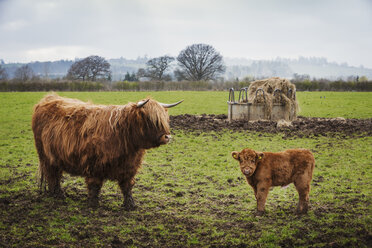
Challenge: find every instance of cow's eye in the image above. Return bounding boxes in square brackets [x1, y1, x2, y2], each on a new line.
[251, 160, 255, 163]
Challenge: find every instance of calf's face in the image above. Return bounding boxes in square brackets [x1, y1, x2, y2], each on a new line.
[231, 148, 264, 177]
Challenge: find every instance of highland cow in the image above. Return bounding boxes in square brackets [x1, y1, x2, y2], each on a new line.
[231, 148, 315, 215]
[32, 93, 182, 210]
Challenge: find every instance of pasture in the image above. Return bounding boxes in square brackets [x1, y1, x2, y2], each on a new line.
[0, 91, 371, 247]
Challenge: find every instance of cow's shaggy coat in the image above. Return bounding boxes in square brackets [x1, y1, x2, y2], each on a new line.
[232, 148, 315, 215]
[32, 93, 176, 209]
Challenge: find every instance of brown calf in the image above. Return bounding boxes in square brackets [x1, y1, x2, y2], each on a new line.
[231, 148, 315, 215]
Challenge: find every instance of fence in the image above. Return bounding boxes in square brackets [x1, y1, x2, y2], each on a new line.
[0, 79, 371, 91]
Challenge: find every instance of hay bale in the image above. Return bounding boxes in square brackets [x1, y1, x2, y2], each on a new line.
[255, 90, 272, 119]
[247, 77, 298, 120]
[277, 119, 293, 128]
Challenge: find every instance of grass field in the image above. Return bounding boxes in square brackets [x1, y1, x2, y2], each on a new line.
[1, 91, 371, 118]
[0, 91, 371, 247]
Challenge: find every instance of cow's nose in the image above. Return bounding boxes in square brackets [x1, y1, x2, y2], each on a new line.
[244, 169, 251, 175]
[163, 135, 172, 143]
[159, 134, 171, 145]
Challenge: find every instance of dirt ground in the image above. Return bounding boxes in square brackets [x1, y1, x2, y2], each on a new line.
[170, 114, 372, 138]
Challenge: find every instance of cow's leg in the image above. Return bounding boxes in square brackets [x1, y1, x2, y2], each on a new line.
[119, 176, 136, 211]
[294, 175, 311, 214]
[44, 165, 64, 198]
[35, 142, 64, 198]
[85, 177, 103, 207]
[255, 181, 270, 216]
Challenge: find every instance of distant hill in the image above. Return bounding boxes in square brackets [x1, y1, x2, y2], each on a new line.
[1, 59, 74, 79]
[1, 56, 371, 81]
[224, 57, 372, 80]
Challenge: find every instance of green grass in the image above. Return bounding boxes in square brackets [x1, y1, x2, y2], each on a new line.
[297, 91, 372, 118]
[0, 91, 371, 118]
[0, 91, 371, 247]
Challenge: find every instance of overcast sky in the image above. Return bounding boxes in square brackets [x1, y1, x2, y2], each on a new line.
[0, 0, 371, 68]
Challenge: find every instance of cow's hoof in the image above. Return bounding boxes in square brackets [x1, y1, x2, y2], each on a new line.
[49, 190, 65, 199]
[123, 202, 136, 211]
[123, 204, 137, 211]
[255, 210, 265, 217]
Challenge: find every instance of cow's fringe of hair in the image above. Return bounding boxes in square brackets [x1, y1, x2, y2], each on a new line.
[106, 101, 169, 133]
[144, 101, 170, 131]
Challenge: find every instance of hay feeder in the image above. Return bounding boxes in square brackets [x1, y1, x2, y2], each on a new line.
[227, 78, 298, 122]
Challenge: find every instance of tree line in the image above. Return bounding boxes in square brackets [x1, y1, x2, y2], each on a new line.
[0, 43, 225, 83]
[1, 77, 371, 92]
[292, 78, 372, 91]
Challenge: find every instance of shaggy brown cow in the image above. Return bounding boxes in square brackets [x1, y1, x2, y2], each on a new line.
[32, 93, 182, 210]
[231, 148, 315, 215]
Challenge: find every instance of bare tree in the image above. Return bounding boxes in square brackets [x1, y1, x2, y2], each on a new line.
[136, 68, 147, 79]
[67, 60, 89, 81]
[173, 69, 187, 81]
[0, 65, 8, 80]
[176, 44, 225, 81]
[67, 55, 111, 81]
[14, 65, 34, 81]
[146, 56, 174, 81]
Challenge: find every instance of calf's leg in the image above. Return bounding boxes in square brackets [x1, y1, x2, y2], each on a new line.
[255, 181, 270, 216]
[85, 177, 103, 207]
[294, 175, 311, 214]
[252, 185, 258, 200]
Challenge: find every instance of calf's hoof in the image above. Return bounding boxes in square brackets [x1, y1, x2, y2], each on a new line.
[296, 208, 308, 215]
[296, 204, 309, 215]
[255, 210, 265, 217]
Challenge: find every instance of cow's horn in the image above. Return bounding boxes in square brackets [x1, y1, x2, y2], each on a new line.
[160, 100, 184, 108]
[137, 99, 150, 108]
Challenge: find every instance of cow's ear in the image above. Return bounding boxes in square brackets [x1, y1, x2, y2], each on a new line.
[256, 152, 264, 160]
[231, 151, 240, 160]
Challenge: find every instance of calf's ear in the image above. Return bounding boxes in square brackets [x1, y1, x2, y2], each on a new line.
[231, 151, 240, 160]
[256, 152, 264, 160]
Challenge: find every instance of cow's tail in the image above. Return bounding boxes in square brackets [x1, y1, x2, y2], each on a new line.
[37, 164, 46, 194]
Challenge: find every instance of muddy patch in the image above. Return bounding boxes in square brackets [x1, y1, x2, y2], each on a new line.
[170, 114, 372, 138]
